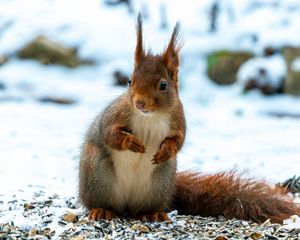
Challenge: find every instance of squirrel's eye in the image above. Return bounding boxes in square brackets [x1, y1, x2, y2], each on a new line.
[159, 81, 168, 91]
[128, 79, 132, 86]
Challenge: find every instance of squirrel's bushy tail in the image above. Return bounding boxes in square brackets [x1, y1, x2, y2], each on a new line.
[173, 171, 300, 223]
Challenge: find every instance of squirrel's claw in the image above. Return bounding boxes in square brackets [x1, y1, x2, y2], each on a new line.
[123, 135, 146, 153]
[88, 208, 117, 221]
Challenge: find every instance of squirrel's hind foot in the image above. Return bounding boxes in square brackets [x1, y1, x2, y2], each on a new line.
[135, 212, 170, 222]
[88, 208, 117, 221]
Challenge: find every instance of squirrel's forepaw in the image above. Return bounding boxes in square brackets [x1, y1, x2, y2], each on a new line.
[123, 135, 146, 153]
[152, 140, 177, 164]
[88, 208, 117, 221]
[151, 148, 172, 164]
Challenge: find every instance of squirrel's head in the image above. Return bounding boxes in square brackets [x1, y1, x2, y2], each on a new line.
[129, 14, 182, 117]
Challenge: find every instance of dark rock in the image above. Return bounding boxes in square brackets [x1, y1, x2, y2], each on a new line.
[114, 70, 130, 86]
[207, 50, 254, 85]
[282, 47, 300, 96]
[263, 46, 279, 57]
[17, 36, 94, 68]
[37, 96, 76, 105]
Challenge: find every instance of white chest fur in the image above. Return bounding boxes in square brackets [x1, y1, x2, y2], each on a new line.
[111, 113, 170, 210]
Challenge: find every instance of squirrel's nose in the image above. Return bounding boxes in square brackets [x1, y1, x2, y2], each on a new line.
[135, 100, 145, 110]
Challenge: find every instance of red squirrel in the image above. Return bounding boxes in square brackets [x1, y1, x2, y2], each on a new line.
[79, 14, 300, 223]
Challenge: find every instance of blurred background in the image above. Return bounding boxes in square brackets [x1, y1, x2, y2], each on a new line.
[0, 0, 300, 198]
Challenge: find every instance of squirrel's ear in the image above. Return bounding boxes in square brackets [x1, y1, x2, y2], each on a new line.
[134, 13, 145, 68]
[163, 22, 182, 80]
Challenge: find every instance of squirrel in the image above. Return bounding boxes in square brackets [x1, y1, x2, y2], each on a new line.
[79, 14, 300, 223]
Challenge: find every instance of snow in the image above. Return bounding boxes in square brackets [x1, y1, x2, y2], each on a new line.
[283, 215, 300, 229]
[291, 58, 300, 72]
[237, 55, 286, 88]
[1, 0, 300, 231]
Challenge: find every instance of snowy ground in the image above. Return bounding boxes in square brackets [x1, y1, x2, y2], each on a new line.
[1, 0, 300, 236]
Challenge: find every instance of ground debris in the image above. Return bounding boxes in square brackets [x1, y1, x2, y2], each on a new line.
[1, 194, 300, 239]
[62, 212, 79, 223]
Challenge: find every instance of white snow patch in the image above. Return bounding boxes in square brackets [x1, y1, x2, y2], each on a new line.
[283, 215, 300, 229]
[291, 58, 300, 72]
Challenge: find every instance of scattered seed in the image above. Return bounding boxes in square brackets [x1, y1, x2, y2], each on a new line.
[63, 212, 79, 223]
[24, 203, 35, 210]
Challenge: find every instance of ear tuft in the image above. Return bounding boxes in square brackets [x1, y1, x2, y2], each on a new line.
[163, 22, 183, 79]
[134, 13, 145, 68]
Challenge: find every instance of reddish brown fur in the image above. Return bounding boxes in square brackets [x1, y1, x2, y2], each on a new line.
[105, 124, 145, 153]
[162, 22, 182, 92]
[134, 13, 145, 68]
[173, 172, 300, 223]
[122, 134, 145, 153]
[131, 55, 178, 114]
[131, 18, 182, 115]
[105, 124, 128, 150]
[80, 15, 300, 224]
[152, 134, 184, 164]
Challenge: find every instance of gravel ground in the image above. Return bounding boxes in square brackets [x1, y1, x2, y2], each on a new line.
[1, 192, 300, 240]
